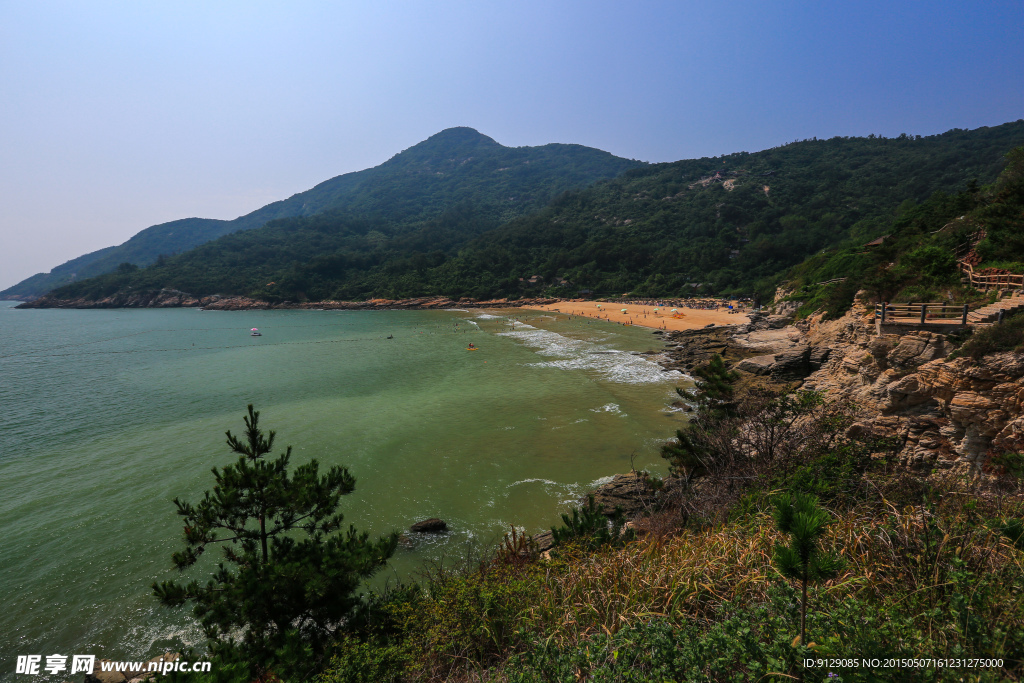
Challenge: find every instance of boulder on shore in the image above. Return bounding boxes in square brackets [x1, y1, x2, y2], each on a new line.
[86, 654, 180, 683]
[589, 471, 657, 517]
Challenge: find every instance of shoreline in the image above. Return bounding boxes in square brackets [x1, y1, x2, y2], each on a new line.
[517, 299, 750, 332]
[15, 293, 563, 310]
[17, 293, 755, 333]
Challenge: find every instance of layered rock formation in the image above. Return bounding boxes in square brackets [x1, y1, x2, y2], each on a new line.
[654, 306, 1024, 476]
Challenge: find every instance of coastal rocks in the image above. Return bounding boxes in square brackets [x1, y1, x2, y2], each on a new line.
[737, 354, 776, 375]
[887, 333, 954, 370]
[802, 311, 1024, 471]
[809, 346, 832, 370]
[588, 471, 658, 517]
[410, 518, 448, 533]
[772, 301, 803, 317]
[528, 471, 659, 554]
[660, 326, 736, 371]
[17, 289, 205, 309]
[770, 344, 812, 382]
[531, 530, 555, 554]
[19, 291, 565, 310]
[86, 653, 180, 683]
[733, 345, 823, 382]
[730, 326, 804, 354]
[658, 302, 1024, 478]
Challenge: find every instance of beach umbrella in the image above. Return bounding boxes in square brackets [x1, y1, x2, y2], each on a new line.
[621, 308, 627, 313]
[671, 308, 678, 312]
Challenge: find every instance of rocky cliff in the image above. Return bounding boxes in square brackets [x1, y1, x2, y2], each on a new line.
[661, 308, 1024, 477]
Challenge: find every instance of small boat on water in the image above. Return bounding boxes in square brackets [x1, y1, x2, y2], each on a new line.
[251, 328, 261, 336]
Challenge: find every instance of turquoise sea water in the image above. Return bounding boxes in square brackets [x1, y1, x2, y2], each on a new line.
[0, 302, 687, 670]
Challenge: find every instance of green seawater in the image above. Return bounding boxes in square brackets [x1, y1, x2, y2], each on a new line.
[0, 301, 687, 669]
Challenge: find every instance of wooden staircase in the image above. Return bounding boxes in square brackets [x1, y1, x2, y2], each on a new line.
[966, 294, 1024, 325]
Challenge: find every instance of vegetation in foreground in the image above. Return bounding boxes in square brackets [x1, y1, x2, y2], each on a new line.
[157, 377, 1024, 682]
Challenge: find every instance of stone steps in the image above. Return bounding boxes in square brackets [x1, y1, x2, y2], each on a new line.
[966, 296, 1024, 324]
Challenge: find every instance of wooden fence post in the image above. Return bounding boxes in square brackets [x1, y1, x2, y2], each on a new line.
[920, 304, 927, 324]
[962, 304, 969, 325]
[880, 303, 886, 324]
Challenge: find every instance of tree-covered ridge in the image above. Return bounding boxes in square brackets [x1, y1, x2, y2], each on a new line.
[437, 122, 1024, 300]
[2, 127, 641, 300]
[781, 144, 1024, 318]
[44, 120, 1024, 304]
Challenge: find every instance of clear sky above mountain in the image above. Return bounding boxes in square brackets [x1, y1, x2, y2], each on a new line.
[1, 0, 1022, 290]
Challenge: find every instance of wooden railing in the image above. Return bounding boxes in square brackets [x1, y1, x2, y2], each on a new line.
[875, 302, 970, 325]
[958, 262, 1024, 291]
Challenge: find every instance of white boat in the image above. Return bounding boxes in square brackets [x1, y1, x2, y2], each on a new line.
[251, 328, 261, 336]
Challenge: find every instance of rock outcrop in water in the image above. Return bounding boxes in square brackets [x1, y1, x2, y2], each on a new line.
[410, 518, 448, 533]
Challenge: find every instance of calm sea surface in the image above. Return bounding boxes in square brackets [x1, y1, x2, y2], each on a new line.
[0, 301, 687, 669]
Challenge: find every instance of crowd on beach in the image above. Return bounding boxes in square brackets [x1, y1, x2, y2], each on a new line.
[615, 297, 753, 312]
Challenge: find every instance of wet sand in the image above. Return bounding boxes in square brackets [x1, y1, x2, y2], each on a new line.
[518, 300, 749, 331]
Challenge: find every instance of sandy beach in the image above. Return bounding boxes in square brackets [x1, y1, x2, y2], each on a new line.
[518, 300, 750, 331]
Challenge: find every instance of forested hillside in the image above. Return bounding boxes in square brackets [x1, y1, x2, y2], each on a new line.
[781, 144, 1024, 318]
[43, 121, 1024, 304]
[2, 127, 640, 300]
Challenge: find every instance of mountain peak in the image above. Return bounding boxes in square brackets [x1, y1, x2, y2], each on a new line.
[389, 127, 502, 167]
[424, 127, 499, 146]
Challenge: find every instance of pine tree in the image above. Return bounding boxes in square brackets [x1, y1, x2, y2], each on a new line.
[661, 354, 740, 482]
[153, 405, 398, 675]
[678, 353, 740, 415]
[772, 492, 845, 647]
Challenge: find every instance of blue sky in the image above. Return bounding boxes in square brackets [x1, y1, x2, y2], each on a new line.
[1, 0, 1022, 289]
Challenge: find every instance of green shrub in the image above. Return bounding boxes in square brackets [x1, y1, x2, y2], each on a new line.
[550, 494, 633, 550]
[496, 582, 1023, 682]
[902, 245, 957, 281]
[951, 312, 1024, 359]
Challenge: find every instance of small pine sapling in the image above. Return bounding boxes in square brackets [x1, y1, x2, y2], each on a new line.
[772, 492, 845, 647]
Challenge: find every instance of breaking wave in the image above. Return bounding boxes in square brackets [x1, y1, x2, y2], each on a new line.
[496, 327, 682, 384]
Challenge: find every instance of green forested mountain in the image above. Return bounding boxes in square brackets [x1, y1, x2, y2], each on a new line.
[780, 143, 1024, 318]
[2, 127, 641, 300]
[40, 120, 1024, 304]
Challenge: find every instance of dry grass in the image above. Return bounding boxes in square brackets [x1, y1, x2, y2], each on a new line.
[528, 499, 1024, 651]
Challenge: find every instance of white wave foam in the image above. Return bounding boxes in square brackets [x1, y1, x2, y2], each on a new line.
[507, 478, 562, 487]
[590, 403, 622, 414]
[587, 474, 616, 488]
[496, 327, 676, 384]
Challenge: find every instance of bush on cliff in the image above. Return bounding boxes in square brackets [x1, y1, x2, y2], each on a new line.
[949, 311, 1024, 360]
